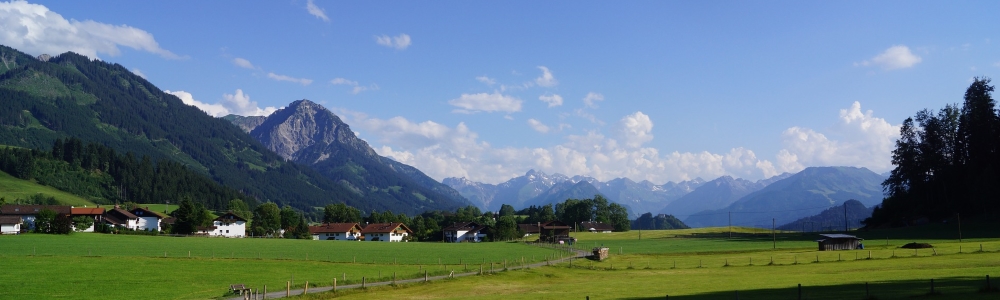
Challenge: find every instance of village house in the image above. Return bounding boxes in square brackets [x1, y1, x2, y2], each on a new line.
[0, 216, 22, 234]
[130, 207, 164, 232]
[538, 220, 572, 243]
[210, 212, 247, 238]
[518, 223, 541, 237]
[0, 204, 71, 232]
[580, 221, 615, 233]
[103, 206, 139, 230]
[361, 222, 412, 242]
[309, 223, 363, 240]
[70, 207, 105, 232]
[442, 222, 488, 242]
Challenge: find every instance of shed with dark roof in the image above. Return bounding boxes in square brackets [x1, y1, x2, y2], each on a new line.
[817, 234, 863, 251]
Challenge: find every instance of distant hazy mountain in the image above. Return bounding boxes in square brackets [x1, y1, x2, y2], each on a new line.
[444, 170, 704, 212]
[227, 100, 472, 213]
[523, 180, 605, 207]
[684, 167, 885, 228]
[777, 199, 874, 231]
[660, 173, 792, 218]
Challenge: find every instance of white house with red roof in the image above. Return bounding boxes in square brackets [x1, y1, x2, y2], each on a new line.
[361, 222, 412, 242]
[309, 223, 363, 240]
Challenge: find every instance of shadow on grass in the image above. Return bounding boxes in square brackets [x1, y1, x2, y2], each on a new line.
[677, 220, 1000, 243]
[621, 276, 999, 300]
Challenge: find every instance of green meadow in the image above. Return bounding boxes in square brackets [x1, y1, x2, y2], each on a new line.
[0, 170, 97, 207]
[0, 233, 568, 299]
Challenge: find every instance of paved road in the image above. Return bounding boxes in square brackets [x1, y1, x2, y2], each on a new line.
[228, 248, 588, 300]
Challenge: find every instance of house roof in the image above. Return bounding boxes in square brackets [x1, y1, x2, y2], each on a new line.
[580, 221, 614, 231]
[309, 223, 362, 234]
[540, 220, 571, 229]
[71, 207, 105, 215]
[361, 222, 412, 234]
[442, 222, 486, 232]
[518, 224, 540, 233]
[818, 234, 862, 240]
[0, 205, 71, 215]
[0, 215, 22, 225]
[103, 208, 138, 225]
[130, 207, 164, 219]
[214, 212, 247, 222]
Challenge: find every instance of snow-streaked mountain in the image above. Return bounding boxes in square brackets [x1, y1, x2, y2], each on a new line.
[660, 173, 792, 218]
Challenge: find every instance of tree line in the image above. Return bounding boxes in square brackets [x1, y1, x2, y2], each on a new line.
[869, 78, 1000, 227]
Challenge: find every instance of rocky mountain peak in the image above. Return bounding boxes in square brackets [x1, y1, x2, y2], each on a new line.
[250, 99, 375, 162]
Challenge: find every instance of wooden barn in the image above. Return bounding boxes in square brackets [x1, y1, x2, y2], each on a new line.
[816, 234, 863, 251]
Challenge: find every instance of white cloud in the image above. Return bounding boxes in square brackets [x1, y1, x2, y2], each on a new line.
[527, 119, 550, 133]
[583, 92, 604, 108]
[615, 111, 653, 148]
[267, 72, 313, 85]
[856, 45, 922, 70]
[538, 93, 563, 107]
[0, 1, 182, 60]
[774, 101, 899, 173]
[535, 66, 557, 87]
[330, 77, 377, 94]
[476, 76, 496, 85]
[131, 68, 145, 79]
[574, 108, 604, 125]
[305, 0, 329, 22]
[448, 92, 522, 113]
[232, 57, 255, 69]
[166, 89, 278, 117]
[375, 34, 411, 50]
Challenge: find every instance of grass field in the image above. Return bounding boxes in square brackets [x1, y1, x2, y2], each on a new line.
[0, 170, 97, 207]
[136, 203, 178, 214]
[0, 233, 569, 299]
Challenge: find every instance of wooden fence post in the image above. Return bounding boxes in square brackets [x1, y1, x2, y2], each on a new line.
[424, 270, 428, 282]
[333, 278, 336, 291]
[304, 281, 308, 295]
[285, 281, 289, 297]
[797, 284, 801, 300]
[263, 285, 266, 299]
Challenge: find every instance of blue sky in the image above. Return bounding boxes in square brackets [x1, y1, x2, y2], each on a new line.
[2, 1, 999, 184]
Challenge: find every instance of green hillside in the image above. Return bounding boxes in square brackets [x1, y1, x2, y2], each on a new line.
[0, 45, 375, 213]
[0, 170, 96, 207]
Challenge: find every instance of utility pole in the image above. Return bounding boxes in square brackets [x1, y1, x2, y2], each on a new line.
[728, 211, 732, 239]
[772, 218, 776, 249]
[844, 202, 849, 232]
[957, 213, 962, 242]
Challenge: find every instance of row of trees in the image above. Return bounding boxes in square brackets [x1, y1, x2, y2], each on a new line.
[870, 78, 1000, 226]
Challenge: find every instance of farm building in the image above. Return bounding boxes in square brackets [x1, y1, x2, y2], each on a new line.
[442, 222, 488, 242]
[361, 222, 412, 242]
[310, 223, 363, 240]
[539, 220, 572, 243]
[816, 234, 863, 251]
[518, 224, 540, 237]
[130, 207, 164, 232]
[71, 207, 105, 232]
[0, 216, 22, 234]
[580, 221, 614, 233]
[0, 205, 71, 231]
[205, 212, 247, 238]
[103, 207, 139, 230]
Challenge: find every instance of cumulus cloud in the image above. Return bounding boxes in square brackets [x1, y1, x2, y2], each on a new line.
[774, 101, 899, 173]
[267, 72, 313, 85]
[538, 93, 563, 107]
[476, 76, 496, 85]
[305, 0, 329, 22]
[0, 1, 183, 60]
[535, 66, 557, 87]
[330, 77, 377, 94]
[583, 92, 604, 108]
[375, 34, 411, 50]
[527, 119, 550, 133]
[166, 89, 278, 117]
[232, 57, 256, 69]
[615, 111, 653, 148]
[448, 92, 522, 113]
[856, 45, 922, 70]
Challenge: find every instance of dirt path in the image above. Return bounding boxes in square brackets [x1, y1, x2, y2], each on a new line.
[227, 248, 589, 300]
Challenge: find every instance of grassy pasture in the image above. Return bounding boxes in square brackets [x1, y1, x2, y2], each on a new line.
[0, 169, 97, 207]
[135, 203, 178, 214]
[0, 233, 569, 299]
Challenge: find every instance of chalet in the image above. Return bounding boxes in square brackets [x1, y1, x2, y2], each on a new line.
[0, 216, 22, 234]
[442, 222, 488, 243]
[580, 221, 614, 233]
[518, 223, 540, 237]
[0, 205, 71, 231]
[213, 212, 246, 238]
[130, 207, 164, 232]
[309, 223, 363, 241]
[70, 207, 105, 232]
[816, 234, 863, 251]
[103, 207, 139, 230]
[361, 222, 412, 242]
[539, 220, 572, 243]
